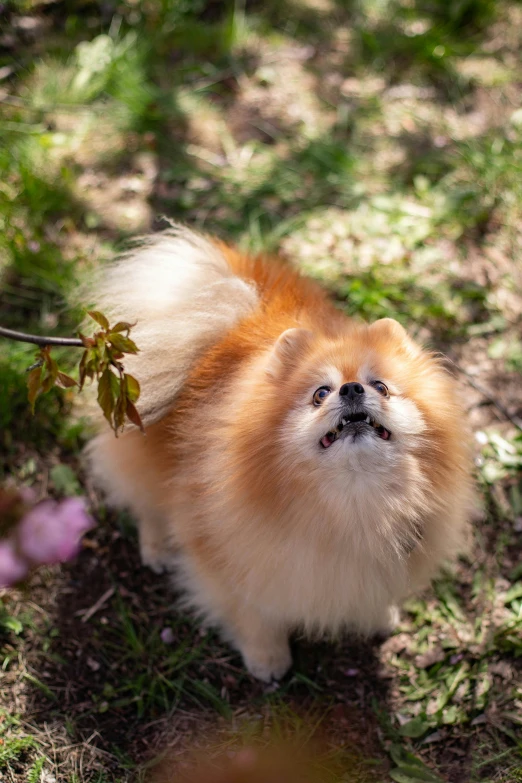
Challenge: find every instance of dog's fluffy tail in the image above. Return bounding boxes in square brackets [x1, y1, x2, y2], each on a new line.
[90, 225, 258, 425]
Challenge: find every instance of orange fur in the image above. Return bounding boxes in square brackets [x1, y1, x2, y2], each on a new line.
[87, 226, 472, 681]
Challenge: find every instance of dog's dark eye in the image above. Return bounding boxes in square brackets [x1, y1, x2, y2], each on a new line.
[313, 386, 331, 406]
[371, 380, 389, 397]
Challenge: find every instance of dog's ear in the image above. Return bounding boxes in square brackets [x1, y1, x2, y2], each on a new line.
[265, 328, 314, 379]
[369, 318, 421, 357]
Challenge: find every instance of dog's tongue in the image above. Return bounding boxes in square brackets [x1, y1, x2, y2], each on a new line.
[321, 433, 335, 449]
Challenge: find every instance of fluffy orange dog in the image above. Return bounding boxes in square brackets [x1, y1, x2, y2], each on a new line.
[87, 225, 471, 681]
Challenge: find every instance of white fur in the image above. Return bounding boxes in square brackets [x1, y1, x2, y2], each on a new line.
[89, 225, 258, 425]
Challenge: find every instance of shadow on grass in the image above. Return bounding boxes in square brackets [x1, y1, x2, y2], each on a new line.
[23, 514, 390, 777]
[242, 0, 498, 100]
[150, 130, 359, 245]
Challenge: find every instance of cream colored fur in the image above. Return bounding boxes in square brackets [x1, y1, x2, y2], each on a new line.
[90, 225, 258, 425]
[86, 226, 471, 683]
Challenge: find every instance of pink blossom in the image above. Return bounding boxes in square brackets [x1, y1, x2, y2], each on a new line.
[0, 489, 95, 587]
[18, 498, 94, 566]
[160, 627, 175, 644]
[0, 540, 28, 588]
[57, 497, 94, 536]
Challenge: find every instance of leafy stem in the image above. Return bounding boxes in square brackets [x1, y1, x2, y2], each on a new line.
[0, 312, 143, 435]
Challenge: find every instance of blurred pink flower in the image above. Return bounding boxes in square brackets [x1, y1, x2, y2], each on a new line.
[0, 487, 95, 588]
[160, 627, 175, 644]
[0, 540, 28, 588]
[57, 498, 94, 535]
[18, 497, 94, 566]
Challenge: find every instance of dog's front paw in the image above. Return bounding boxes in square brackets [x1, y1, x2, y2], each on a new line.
[373, 604, 401, 642]
[139, 542, 172, 574]
[387, 604, 400, 630]
[241, 641, 292, 683]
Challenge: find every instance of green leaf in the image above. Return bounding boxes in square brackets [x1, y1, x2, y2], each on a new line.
[56, 371, 78, 389]
[113, 379, 127, 432]
[96, 333, 108, 354]
[389, 745, 405, 767]
[504, 583, 522, 604]
[87, 310, 110, 330]
[125, 373, 140, 403]
[441, 705, 460, 725]
[126, 399, 144, 432]
[482, 460, 507, 483]
[112, 321, 136, 333]
[97, 369, 119, 429]
[0, 615, 23, 635]
[27, 756, 46, 783]
[78, 350, 88, 388]
[27, 365, 42, 412]
[509, 482, 522, 515]
[390, 772, 427, 783]
[390, 768, 442, 783]
[109, 333, 139, 354]
[399, 717, 431, 738]
[41, 369, 57, 393]
[50, 464, 82, 496]
[389, 746, 443, 782]
[23, 672, 57, 701]
[37, 348, 59, 393]
[445, 662, 469, 701]
[79, 356, 98, 389]
[79, 332, 95, 349]
[44, 350, 59, 374]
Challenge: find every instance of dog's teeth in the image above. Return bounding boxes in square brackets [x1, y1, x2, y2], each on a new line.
[365, 416, 370, 423]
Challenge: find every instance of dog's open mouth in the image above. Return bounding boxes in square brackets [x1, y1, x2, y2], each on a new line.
[320, 412, 391, 448]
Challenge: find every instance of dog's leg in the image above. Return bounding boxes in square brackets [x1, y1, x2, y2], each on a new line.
[225, 605, 292, 683]
[372, 604, 401, 642]
[138, 515, 174, 574]
[178, 551, 292, 682]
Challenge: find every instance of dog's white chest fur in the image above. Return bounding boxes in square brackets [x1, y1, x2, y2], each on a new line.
[243, 522, 407, 635]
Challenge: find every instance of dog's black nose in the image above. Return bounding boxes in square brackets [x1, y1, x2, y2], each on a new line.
[339, 382, 365, 399]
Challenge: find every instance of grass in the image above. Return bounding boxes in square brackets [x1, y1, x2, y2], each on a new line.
[1, 0, 522, 780]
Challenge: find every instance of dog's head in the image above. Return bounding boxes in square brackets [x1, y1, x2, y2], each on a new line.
[263, 319, 451, 469]
[225, 317, 469, 529]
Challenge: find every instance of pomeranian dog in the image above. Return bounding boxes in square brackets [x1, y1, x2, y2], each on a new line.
[87, 225, 471, 681]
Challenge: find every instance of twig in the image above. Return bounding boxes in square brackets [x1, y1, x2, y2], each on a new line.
[450, 360, 522, 432]
[76, 587, 115, 624]
[0, 326, 84, 348]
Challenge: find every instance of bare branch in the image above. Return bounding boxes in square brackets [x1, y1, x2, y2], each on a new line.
[0, 326, 84, 348]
